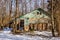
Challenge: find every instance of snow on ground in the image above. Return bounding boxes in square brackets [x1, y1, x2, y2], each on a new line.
[0, 31, 60, 40]
[34, 31, 52, 36]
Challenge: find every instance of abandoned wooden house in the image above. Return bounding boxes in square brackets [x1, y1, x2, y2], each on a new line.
[14, 8, 52, 32]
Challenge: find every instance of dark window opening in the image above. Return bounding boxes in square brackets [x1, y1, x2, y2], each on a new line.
[37, 12, 41, 15]
[37, 12, 39, 15]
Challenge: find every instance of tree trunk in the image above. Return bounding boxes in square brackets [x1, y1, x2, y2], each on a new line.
[51, 0, 55, 37]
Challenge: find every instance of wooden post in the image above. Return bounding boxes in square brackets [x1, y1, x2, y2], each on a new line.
[29, 23, 33, 31]
[37, 23, 43, 31]
[34, 23, 37, 31]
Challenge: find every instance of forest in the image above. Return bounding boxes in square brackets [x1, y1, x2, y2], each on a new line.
[0, 0, 60, 40]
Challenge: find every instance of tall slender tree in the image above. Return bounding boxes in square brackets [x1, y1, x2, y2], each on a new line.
[51, 0, 55, 36]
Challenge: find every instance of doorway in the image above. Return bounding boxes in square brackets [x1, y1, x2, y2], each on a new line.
[20, 20, 24, 30]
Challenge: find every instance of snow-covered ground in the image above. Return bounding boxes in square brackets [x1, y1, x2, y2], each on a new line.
[0, 30, 60, 40]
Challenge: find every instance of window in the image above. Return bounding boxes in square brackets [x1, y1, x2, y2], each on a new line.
[37, 12, 41, 15]
[37, 12, 39, 15]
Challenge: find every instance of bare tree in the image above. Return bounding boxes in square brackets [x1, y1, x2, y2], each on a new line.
[34, 0, 38, 9]
[51, 0, 55, 36]
[25, 0, 27, 14]
[30, 0, 32, 12]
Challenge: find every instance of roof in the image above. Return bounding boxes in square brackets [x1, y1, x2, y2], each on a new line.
[20, 8, 51, 19]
